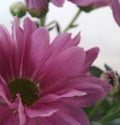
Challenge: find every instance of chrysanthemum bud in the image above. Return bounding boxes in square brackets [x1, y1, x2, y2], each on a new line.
[28, 7, 48, 18]
[101, 71, 119, 95]
[25, 0, 48, 18]
[10, 2, 27, 18]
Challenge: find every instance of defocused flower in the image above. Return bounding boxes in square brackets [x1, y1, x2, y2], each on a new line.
[25, 0, 120, 26]
[70, 0, 120, 26]
[25, 0, 48, 17]
[0, 17, 111, 125]
[101, 70, 119, 94]
[10, 2, 27, 18]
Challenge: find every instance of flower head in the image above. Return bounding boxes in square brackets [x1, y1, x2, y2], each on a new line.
[72, 0, 120, 27]
[0, 17, 111, 125]
[25, 0, 48, 17]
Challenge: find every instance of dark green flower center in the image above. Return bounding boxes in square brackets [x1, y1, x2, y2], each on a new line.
[8, 78, 39, 106]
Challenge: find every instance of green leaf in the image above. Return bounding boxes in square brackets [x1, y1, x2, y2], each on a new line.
[79, 6, 94, 13]
[104, 64, 112, 71]
[107, 119, 120, 125]
[92, 121, 103, 125]
[89, 66, 103, 77]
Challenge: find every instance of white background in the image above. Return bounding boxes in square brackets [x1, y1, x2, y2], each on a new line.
[0, 0, 120, 71]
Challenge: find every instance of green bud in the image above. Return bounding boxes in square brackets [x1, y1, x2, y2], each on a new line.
[10, 2, 26, 18]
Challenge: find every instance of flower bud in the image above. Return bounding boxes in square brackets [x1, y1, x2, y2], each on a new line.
[101, 71, 119, 95]
[10, 2, 27, 18]
[25, 0, 48, 18]
[28, 6, 48, 18]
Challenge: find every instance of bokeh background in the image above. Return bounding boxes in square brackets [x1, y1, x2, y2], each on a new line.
[0, 0, 120, 71]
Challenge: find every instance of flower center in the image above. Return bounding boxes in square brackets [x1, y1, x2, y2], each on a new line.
[8, 78, 39, 106]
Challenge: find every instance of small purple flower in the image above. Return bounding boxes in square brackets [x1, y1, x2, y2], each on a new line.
[25, 0, 48, 10]
[25, 0, 48, 17]
[0, 17, 111, 125]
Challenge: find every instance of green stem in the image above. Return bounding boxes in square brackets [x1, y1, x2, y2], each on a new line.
[99, 101, 120, 123]
[40, 15, 46, 26]
[63, 9, 81, 32]
[88, 99, 104, 120]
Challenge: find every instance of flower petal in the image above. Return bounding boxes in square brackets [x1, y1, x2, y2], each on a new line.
[0, 104, 19, 125]
[68, 0, 96, 6]
[25, 103, 59, 118]
[38, 106, 90, 125]
[110, 0, 120, 26]
[12, 17, 24, 77]
[60, 76, 112, 107]
[23, 17, 37, 39]
[0, 25, 15, 80]
[17, 94, 26, 125]
[30, 28, 50, 79]
[51, 0, 65, 7]
[82, 47, 99, 73]
[18, 18, 37, 78]
[0, 75, 11, 106]
[25, 0, 48, 10]
[39, 88, 86, 103]
[51, 33, 80, 57]
[42, 47, 86, 89]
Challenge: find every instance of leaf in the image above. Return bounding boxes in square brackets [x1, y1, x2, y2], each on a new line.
[104, 64, 112, 71]
[107, 118, 120, 125]
[89, 66, 103, 77]
[92, 121, 103, 125]
[56, 23, 61, 33]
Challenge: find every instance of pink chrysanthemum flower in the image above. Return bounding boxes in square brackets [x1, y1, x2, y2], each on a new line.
[0, 17, 111, 125]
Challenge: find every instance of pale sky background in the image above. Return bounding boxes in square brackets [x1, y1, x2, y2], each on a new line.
[0, 0, 120, 71]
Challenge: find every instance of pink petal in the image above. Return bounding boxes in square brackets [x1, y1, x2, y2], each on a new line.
[0, 25, 15, 80]
[19, 18, 37, 78]
[42, 47, 86, 89]
[17, 94, 26, 125]
[51, 33, 80, 57]
[23, 17, 37, 39]
[68, 0, 96, 6]
[0, 104, 19, 125]
[2, 112, 19, 125]
[12, 17, 24, 77]
[72, 32, 81, 45]
[51, 0, 65, 7]
[38, 106, 90, 125]
[30, 28, 50, 79]
[110, 0, 120, 26]
[82, 47, 99, 73]
[0, 103, 12, 124]
[39, 88, 86, 103]
[60, 76, 112, 107]
[24, 118, 36, 125]
[25, 103, 59, 118]
[0, 75, 11, 106]
[25, 0, 48, 10]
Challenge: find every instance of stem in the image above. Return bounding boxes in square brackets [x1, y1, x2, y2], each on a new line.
[63, 9, 81, 32]
[88, 99, 104, 120]
[40, 15, 46, 26]
[99, 101, 120, 123]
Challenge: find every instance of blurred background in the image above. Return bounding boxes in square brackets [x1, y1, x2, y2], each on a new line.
[0, 0, 120, 71]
